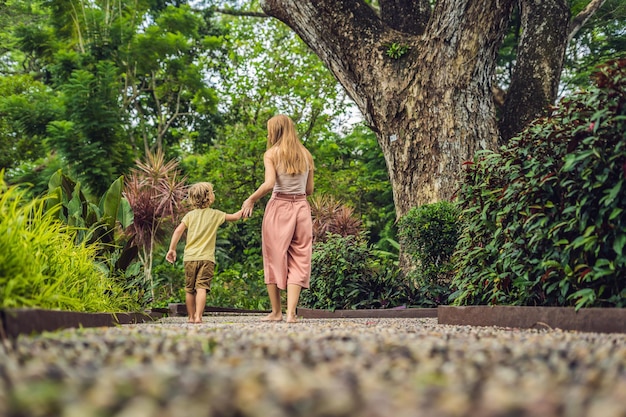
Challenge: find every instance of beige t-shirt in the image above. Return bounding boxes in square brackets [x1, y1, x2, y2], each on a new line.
[181, 208, 226, 263]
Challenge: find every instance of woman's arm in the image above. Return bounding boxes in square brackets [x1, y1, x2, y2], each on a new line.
[242, 152, 276, 217]
[305, 168, 314, 196]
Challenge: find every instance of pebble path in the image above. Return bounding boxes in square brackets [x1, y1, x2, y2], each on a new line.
[1, 315, 625, 417]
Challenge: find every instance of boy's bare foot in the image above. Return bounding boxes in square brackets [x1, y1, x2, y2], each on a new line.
[261, 313, 283, 322]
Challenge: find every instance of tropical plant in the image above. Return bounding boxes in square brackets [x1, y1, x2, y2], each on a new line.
[45, 170, 133, 244]
[124, 151, 187, 302]
[0, 178, 138, 312]
[310, 194, 363, 243]
[452, 58, 626, 309]
[44, 170, 138, 282]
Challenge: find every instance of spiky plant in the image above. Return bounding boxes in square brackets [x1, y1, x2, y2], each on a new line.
[310, 194, 363, 243]
[123, 151, 187, 302]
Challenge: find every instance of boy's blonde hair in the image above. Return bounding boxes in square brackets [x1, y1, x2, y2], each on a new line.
[187, 182, 215, 209]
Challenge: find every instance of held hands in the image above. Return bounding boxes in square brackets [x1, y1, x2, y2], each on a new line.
[241, 198, 254, 218]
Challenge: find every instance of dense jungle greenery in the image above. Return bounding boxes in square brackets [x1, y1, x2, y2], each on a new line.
[0, 0, 624, 312]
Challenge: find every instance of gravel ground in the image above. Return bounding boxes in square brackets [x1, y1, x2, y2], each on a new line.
[1, 315, 625, 417]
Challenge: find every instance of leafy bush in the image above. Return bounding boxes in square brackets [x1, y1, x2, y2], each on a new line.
[0, 181, 138, 312]
[452, 58, 626, 309]
[301, 234, 405, 310]
[206, 266, 268, 310]
[397, 201, 461, 306]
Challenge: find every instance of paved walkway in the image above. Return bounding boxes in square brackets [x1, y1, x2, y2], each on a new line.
[1, 315, 625, 417]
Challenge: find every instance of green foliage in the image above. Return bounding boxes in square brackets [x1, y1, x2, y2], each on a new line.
[563, 0, 626, 91]
[2, 0, 224, 191]
[0, 75, 61, 171]
[46, 170, 134, 242]
[4, 153, 65, 197]
[0, 179, 138, 312]
[385, 42, 410, 59]
[314, 124, 396, 248]
[206, 266, 268, 311]
[47, 61, 133, 195]
[398, 201, 461, 306]
[301, 234, 373, 311]
[452, 58, 626, 309]
[44, 170, 138, 282]
[150, 252, 186, 308]
[301, 234, 405, 311]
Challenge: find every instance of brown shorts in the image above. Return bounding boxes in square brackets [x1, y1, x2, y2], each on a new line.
[183, 260, 215, 294]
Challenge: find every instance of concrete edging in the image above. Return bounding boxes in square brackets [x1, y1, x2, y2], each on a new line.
[0, 308, 163, 339]
[3, 305, 624, 337]
[297, 307, 437, 319]
[437, 306, 626, 334]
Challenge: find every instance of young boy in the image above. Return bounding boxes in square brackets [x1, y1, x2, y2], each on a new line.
[166, 182, 242, 323]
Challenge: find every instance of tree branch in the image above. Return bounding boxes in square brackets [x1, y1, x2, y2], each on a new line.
[260, 0, 389, 118]
[568, 0, 607, 43]
[212, 8, 269, 18]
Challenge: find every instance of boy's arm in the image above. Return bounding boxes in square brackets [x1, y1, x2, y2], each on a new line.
[166, 222, 187, 263]
[225, 210, 243, 222]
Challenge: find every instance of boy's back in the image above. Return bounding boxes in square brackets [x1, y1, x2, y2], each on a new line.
[182, 207, 225, 263]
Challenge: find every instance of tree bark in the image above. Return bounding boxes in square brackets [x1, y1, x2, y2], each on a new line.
[261, 0, 515, 216]
[499, 0, 570, 142]
[379, 0, 431, 35]
[259, 0, 594, 217]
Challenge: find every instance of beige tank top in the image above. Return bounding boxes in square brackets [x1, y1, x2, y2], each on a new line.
[274, 170, 308, 194]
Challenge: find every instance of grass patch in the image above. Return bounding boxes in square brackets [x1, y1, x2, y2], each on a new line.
[0, 181, 138, 312]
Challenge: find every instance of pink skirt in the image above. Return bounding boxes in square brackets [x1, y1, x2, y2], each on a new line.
[262, 193, 312, 289]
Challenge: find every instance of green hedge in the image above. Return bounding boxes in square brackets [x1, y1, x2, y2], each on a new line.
[398, 201, 461, 306]
[452, 58, 626, 309]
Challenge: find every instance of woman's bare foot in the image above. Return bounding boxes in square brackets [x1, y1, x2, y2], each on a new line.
[261, 313, 283, 322]
[285, 315, 298, 323]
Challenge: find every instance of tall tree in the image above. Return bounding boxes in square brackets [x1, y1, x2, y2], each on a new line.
[257, 0, 607, 216]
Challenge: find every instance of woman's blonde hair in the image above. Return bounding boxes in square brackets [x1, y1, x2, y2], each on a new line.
[187, 182, 214, 209]
[266, 114, 314, 175]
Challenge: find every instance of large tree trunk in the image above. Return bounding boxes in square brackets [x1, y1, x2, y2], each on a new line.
[262, 0, 513, 215]
[259, 0, 596, 217]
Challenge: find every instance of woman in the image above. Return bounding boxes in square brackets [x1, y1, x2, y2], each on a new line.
[241, 114, 314, 323]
